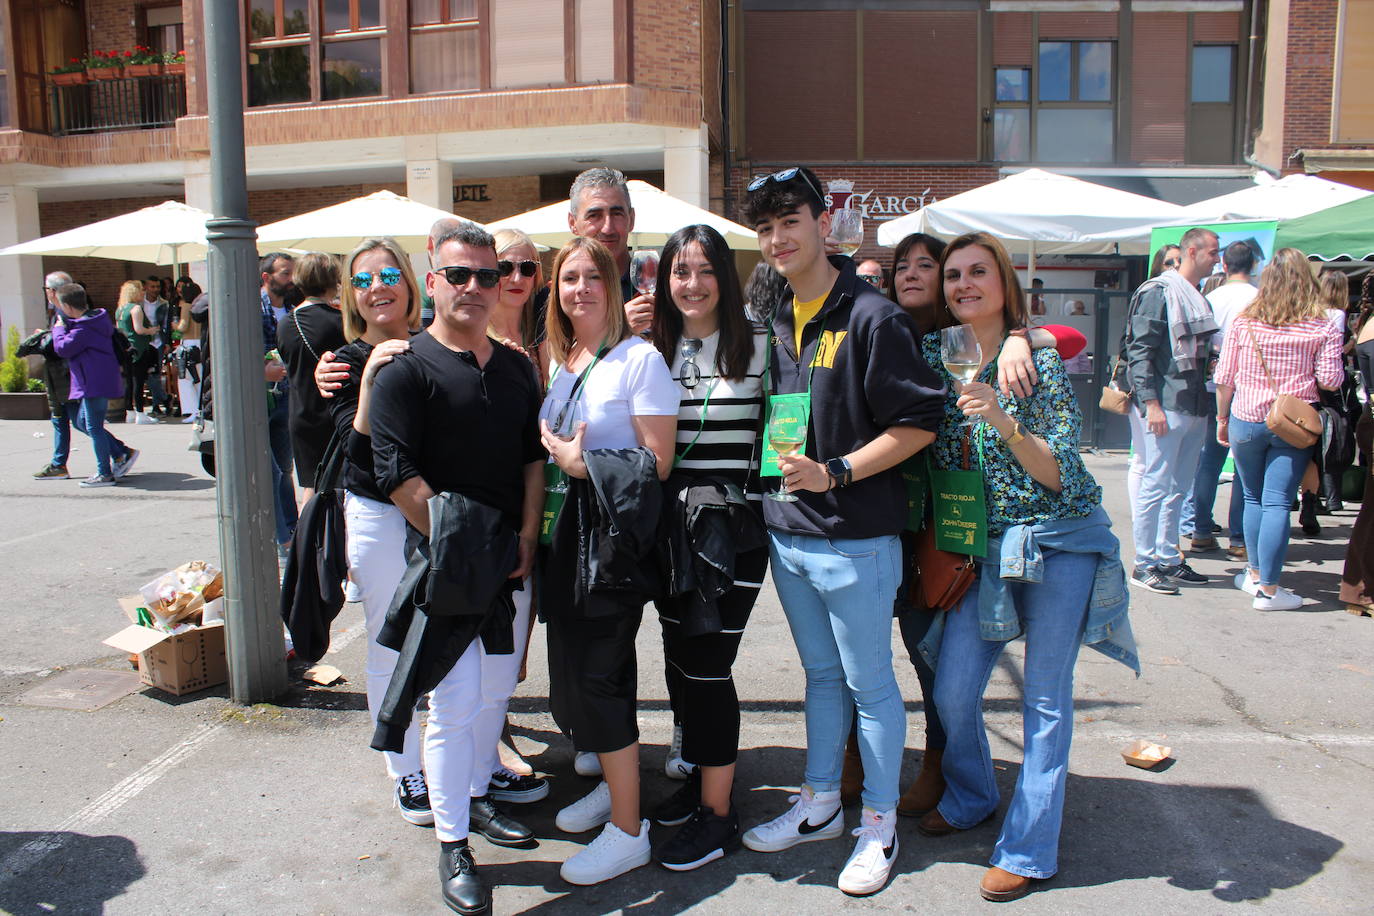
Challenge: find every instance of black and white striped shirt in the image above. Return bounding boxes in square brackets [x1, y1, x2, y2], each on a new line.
[669, 326, 769, 497]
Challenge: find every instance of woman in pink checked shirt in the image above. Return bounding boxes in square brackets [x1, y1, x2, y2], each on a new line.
[1216, 248, 1344, 611]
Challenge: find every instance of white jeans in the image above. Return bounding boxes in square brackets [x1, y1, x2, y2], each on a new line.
[427, 581, 532, 841]
[344, 491, 533, 839]
[176, 340, 201, 419]
[345, 492, 421, 780]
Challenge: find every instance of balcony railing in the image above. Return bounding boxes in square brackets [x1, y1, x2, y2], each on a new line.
[48, 73, 187, 137]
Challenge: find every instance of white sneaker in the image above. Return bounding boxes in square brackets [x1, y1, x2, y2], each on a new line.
[559, 818, 651, 885]
[741, 784, 843, 853]
[556, 780, 612, 833]
[1254, 587, 1303, 611]
[134, 411, 158, 425]
[665, 724, 695, 779]
[574, 750, 603, 777]
[112, 447, 139, 479]
[838, 807, 899, 896]
[1233, 571, 1261, 596]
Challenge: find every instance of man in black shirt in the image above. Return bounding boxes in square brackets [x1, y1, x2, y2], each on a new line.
[367, 223, 544, 916]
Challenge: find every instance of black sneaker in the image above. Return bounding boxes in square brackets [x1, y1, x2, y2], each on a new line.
[488, 766, 549, 804]
[397, 771, 435, 826]
[657, 805, 742, 872]
[1156, 561, 1207, 584]
[653, 766, 701, 826]
[1130, 566, 1179, 595]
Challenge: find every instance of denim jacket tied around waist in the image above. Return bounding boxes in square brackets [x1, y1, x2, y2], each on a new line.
[919, 506, 1140, 676]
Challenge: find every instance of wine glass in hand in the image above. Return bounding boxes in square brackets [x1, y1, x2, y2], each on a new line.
[827, 208, 864, 258]
[545, 398, 582, 492]
[940, 324, 983, 428]
[767, 401, 808, 502]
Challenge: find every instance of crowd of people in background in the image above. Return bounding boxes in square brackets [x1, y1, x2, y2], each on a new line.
[24, 164, 1372, 914]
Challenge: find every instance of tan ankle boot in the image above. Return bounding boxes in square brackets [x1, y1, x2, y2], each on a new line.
[896, 747, 944, 817]
[840, 731, 864, 804]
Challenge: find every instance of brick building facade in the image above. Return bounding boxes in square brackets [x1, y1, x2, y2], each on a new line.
[0, 0, 723, 333]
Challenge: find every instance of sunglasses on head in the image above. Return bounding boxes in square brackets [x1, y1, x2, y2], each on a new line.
[351, 267, 403, 290]
[436, 265, 503, 289]
[746, 167, 825, 206]
[498, 259, 538, 278]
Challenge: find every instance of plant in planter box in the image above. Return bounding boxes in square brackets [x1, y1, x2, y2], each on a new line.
[126, 45, 163, 77]
[1, 327, 30, 393]
[28, 377, 45, 393]
[50, 57, 87, 85]
[164, 49, 187, 75]
[84, 50, 125, 79]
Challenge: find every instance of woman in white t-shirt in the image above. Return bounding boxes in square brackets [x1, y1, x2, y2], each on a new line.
[538, 236, 679, 886]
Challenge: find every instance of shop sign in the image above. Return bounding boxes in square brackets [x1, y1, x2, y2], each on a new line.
[824, 179, 937, 221]
[453, 184, 491, 203]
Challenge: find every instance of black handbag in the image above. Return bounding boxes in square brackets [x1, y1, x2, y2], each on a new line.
[279, 432, 350, 663]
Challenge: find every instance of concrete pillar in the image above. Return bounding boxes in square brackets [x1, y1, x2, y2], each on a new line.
[664, 124, 710, 210]
[183, 158, 214, 287]
[0, 186, 46, 342]
[405, 136, 454, 213]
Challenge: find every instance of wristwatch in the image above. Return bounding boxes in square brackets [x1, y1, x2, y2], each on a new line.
[825, 456, 853, 488]
[1001, 420, 1026, 446]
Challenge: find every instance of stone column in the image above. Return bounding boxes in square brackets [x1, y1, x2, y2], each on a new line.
[0, 186, 46, 340]
[405, 136, 454, 213]
[663, 124, 710, 210]
[182, 158, 214, 287]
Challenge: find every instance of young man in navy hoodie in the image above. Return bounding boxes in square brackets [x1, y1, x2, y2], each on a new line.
[738, 168, 945, 896]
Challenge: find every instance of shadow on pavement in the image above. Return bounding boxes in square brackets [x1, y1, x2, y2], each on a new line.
[483, 743, 1342, 912]
[0, 831, 145, 915]
[116, 472, 214, 492]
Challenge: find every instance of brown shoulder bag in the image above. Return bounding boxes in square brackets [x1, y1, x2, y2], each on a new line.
[911, 434, 977, 611]
[1247, 324, 1321, 449]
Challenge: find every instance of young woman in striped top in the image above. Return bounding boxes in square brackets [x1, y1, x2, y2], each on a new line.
[647, 224, 770, 871]
[1216, 247, 1344, 610]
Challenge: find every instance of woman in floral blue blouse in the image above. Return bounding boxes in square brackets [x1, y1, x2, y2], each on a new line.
[916, 232, 1137, 903]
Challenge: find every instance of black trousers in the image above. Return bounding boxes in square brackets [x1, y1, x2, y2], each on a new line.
[656, 545, 768, 768]
[547, 593, 645, 754]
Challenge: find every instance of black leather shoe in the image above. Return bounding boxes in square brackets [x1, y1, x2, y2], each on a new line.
[439, 842, 490, 915]
[469, 794, 535, 847]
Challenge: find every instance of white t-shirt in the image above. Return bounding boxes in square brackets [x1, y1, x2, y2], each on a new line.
[1206, 281, 1259, 346]
[1206, 281, 1258, 392]
[541, 336, 679, 450]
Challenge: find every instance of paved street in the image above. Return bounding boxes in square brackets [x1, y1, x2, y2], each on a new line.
[1, 417, 1372, 915]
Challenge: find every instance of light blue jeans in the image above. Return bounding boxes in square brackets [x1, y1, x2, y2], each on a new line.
[1183, 412, 1243, 540]
[1131, 409, 1207, 569]
[934, 548, 1095, 880]
[768, 530, 905, 811]
[1229, 418, 1313, 587]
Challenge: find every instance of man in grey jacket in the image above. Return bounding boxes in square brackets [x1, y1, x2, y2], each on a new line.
[1123, 227, 1220, 594]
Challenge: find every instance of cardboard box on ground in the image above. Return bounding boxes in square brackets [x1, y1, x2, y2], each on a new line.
[103, 561, 228, 696]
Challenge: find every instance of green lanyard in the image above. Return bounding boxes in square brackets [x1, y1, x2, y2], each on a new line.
[674, 378, 717, 467]
[548, 341, 608, 395]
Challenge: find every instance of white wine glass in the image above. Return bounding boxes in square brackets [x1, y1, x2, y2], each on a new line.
[631, 249, 659, 296]
[828, 208, 864, 258]
[767, 401, 808, 502]
[545, 398, 582, 492]
[940, 324, 983, 428]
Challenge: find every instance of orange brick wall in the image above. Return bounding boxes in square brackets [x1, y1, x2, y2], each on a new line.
[85, 0, 138, 57]
[634, 0, 704, 94]
[1281, 0, 1374, 173]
